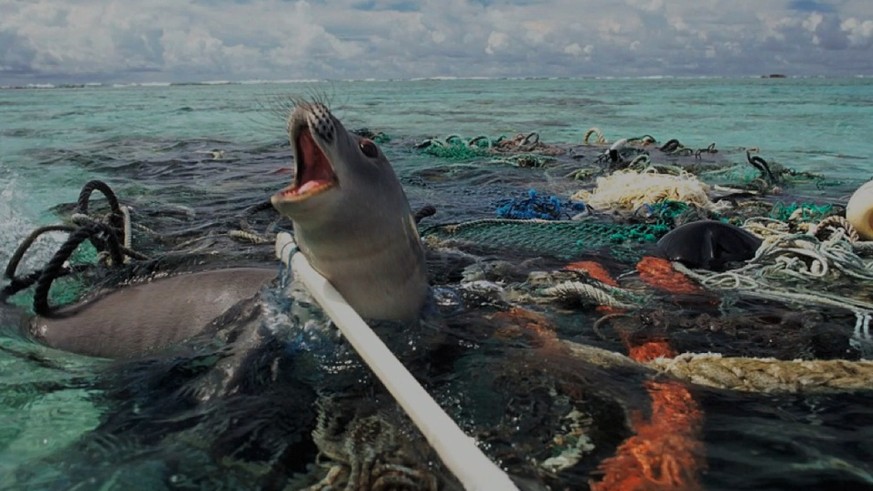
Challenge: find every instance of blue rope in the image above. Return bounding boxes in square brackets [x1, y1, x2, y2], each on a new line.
[495, 189, 586, 220]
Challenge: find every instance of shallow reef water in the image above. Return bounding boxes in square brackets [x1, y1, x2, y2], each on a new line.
[1, 78, 873, 490]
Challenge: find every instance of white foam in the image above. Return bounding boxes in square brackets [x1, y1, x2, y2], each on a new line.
[0, 174, 66, 275]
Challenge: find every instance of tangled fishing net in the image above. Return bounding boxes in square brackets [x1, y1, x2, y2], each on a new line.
[423, 219, 671, 262]
[572, 167, 727, 213]
[7, 117, 873, 491]
[494, 189, 586, 220]
[417, 132, 566, 162]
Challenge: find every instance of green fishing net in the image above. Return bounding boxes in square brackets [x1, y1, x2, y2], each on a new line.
[422, 142, 489, 160]
[422, 219, 671, 262]
[769, 202, 835, 222]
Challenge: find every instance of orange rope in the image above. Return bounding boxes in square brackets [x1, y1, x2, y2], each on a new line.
[591, 379, 705, 491]
[492, 258, 708, 490]
[491, 307, 561, 351]
[577, 259, 707, 491]
[636, 256, 703, 295]
[629, 339, 675, 363]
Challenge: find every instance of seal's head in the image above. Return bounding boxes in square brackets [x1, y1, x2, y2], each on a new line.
[271, 102, 428, 321]
[272, 102, 393, 223]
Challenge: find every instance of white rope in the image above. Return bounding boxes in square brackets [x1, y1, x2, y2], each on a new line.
[674, 261, 873, 312]
[851, 311, 873, 358]
[275, 232, 518, 491]
[119, 205, 132, 251]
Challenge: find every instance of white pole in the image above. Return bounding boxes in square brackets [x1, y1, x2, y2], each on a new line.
[276, 232, 518, 491]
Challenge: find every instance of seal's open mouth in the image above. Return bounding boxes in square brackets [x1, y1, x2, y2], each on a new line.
[277, 125, 338, 201]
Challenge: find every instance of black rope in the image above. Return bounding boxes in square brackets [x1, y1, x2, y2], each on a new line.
[77, 179, 122, 216]
[467, 136, 490, 148]
[239, 200, 278, 231]
[32, 222, 123, 315]
[77, 179, 127, 246]
[1, 269, 42, 301]
[414, 204, 437, 224]
[4, 225, 76, 279]
[694, 143, 718, 159]
[746, 151, 777, 184]
[3, 180, 151, 310]
[522, 132, 540, 146]
[659, 139, 682, 152]
[632, 134, 656, 143]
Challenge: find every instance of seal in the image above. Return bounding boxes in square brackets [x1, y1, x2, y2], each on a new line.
[28, 267, 275, 358]
[12, 102, 425, 358]
[656, 220, 762, 271]
[271, 101, 428, 322]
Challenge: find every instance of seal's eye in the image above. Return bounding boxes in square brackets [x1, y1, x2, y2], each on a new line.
[360, 139, 378, 158]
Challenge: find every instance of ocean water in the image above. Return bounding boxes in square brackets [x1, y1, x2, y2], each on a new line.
[1, 78, 873, 490]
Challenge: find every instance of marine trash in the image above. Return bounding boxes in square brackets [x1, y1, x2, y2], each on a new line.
[847, 179, 873, 240]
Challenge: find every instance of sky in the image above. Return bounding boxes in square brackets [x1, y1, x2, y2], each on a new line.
[1, 0, 872, 85]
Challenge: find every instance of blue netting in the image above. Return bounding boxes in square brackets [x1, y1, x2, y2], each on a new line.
[495, 189, 587, 220]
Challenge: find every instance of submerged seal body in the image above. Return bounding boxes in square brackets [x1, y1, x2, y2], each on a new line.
[271, 102, 428, 321]
[656, 220, 762, 271]
[28, 268, 276, 358]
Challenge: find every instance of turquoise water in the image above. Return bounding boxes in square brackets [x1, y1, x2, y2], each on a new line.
[2, 78, 873, 489]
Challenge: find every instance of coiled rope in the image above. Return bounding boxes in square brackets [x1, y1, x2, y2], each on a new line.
[571, 167, 729, 213]
[2, 180, 148, 313]
[677, 217, 873, 301]
[31, 222, 124, 315]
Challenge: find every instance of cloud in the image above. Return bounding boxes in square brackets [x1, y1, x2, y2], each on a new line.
[0, 29, 38, 74]
[0, 0, 871, 84]
[842, 17, 873, 47]
[788, 0, 835, 13]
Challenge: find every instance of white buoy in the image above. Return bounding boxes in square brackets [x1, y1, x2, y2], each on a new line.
[847, 179, 873, 240]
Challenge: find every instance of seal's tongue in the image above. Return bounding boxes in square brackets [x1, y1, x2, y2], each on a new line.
[291, 127, 336, 196]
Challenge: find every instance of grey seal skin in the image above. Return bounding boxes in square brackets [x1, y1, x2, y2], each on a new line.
[28, 268, 275, 359]
[656, 220, 762, 271]
[271, 102, 428, 322]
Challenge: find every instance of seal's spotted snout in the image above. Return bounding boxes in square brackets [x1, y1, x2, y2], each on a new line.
[309, 103, 335, 144]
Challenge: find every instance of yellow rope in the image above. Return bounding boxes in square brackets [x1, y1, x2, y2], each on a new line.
[648, 353, 873, 393]
[562, 341, 873, 394]
[228, 229, 273, 244]
[541, 281, 637, 309]
[583, 127, 607, 145]
[571, 168, 729, 212]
